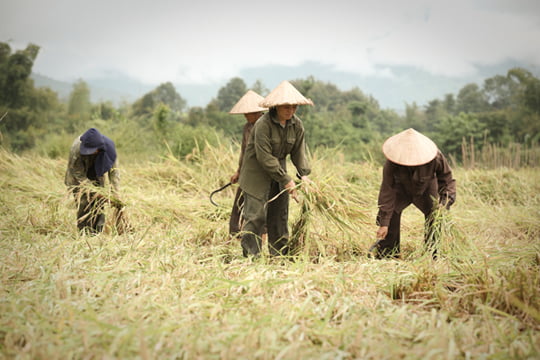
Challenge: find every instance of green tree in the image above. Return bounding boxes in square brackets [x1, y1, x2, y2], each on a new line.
[186, 106, 206, 127]
[456, 83, 489, 113]
[153, 103, 172, 139]
[506, 68, 540, 141]
[433, 113, 485, 159]
[442, 93, 457, 115]
[67, 79, 92, 132]
[132, 82, 186, 116]
[424, 99, 448, 132]
[483, 74, 519, 110]
[251, 79, 268, 96]
[0, 42, 66, 151]
[92, 101, 117, 121]
[0, 43, 40, 108]
[403, 102, 428, 132]
[213, 77, 247, 112]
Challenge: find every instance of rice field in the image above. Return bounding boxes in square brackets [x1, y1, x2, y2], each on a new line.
[0, 144, 539, 359]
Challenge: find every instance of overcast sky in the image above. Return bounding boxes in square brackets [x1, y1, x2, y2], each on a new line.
[2, 0, 540, 86]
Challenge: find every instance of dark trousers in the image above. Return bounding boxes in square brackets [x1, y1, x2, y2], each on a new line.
[229, 187, 244, 236]
[377, 194, 439, 258]
[241, 181, 289, 257]
[76, 192, 106, 234]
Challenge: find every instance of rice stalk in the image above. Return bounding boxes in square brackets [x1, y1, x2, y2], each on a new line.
[1, 145, 540, 359]
[289, 178, 371, 258]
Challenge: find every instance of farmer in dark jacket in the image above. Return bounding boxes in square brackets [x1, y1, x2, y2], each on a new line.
[228, 90, 266, 237]
[239, 81, 313, 257]
[65, 128, 120, 234]
[374, 128, 456, 258]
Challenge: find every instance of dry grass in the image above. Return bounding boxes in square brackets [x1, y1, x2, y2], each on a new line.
[0, 145, 539, 359]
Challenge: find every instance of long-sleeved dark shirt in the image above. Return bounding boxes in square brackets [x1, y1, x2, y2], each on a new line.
[239, 112, 311, 200]
[376, 151, 456, 227]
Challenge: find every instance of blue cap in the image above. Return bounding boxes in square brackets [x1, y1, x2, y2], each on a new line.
[80, 128, 105, 155]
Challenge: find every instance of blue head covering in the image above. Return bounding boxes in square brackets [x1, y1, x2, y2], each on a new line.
[80, 128, 117, 177]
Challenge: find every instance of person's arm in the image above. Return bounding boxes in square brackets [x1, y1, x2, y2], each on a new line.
[108, 160, 120, 195]
[376, 161, 396, 228]
[436, 152, 456, 209]
[232, 123, 251, 184]
[65, 140, 89, 190]
[289, 119, 311, 178]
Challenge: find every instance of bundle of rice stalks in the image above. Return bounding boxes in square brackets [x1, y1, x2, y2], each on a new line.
[425, 205, 472, 259]
[289, 179, 371, 258]
[75, 184, 133, 234]
[111, 206, 133, 235]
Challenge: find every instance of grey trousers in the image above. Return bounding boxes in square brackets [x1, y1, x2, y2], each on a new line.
[229, 187, 244, 236]
[241, 181, 289, 256]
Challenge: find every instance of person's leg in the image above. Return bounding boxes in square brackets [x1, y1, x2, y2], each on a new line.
[77, 192, 106, 234]
[266, 181, 290, 256]
[88, 193, 106, 233]
[415, 194, 439, 258]
[229, 187, 244, 237]
[76, 192, 92, 233]
[240, 192, 266, 257]
[376, 211, 402, 258]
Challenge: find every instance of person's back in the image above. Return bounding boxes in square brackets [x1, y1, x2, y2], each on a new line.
[64, 128, 120, 234]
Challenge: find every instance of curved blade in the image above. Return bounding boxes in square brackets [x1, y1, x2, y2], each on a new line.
[209, 182, 232, 206]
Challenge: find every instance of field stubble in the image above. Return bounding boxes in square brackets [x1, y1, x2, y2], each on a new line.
[0, 145, 539, 359]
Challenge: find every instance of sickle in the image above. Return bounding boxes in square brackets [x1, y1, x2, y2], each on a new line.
[209, 182, 232, 206]
[368, 239, 384, 253]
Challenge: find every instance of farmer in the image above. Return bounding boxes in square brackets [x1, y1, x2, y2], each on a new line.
[374, 128, 456, 259]
[65, 128, 120, 234]
[239, 80, 313, 257]
[228, 90, 267, 238]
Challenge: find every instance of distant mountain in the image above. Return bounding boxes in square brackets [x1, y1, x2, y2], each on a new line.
[31, 73, 73, 101]
[32, 61, 539, 112]
[238, 60, 538, 111]
[31, 73, 151, 105]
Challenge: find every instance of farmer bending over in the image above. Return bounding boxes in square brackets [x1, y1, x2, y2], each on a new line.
[65, 128, 120, 234]
[374, 128, 456, 259]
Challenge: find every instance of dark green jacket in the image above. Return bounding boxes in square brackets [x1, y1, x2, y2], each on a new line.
[239, 112, 311, 200]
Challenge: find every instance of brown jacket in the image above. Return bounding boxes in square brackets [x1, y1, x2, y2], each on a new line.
[237, 122, 255, 173]
[376, 151, 456, 227]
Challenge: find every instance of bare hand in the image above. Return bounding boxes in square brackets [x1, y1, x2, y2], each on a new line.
[376, 226, 388, 239]
[284, 180, 299, 203]
[230, 171, 240, 184]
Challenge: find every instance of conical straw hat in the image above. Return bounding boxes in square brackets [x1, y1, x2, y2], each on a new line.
[382, 128, 438, 166]
[229, 90, 268, 114]
[259, 80, 314, 107]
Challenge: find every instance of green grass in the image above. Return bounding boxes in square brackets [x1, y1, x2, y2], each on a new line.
[1, 145, 539, 359]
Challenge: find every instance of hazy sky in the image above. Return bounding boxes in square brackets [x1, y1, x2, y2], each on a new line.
[2, 0, 540, 85]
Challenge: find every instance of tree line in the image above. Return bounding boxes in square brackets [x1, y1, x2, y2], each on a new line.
[1, 42, 539, 164]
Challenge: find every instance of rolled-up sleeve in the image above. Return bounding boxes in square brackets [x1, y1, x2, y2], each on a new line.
[436, 152, 456, 204]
